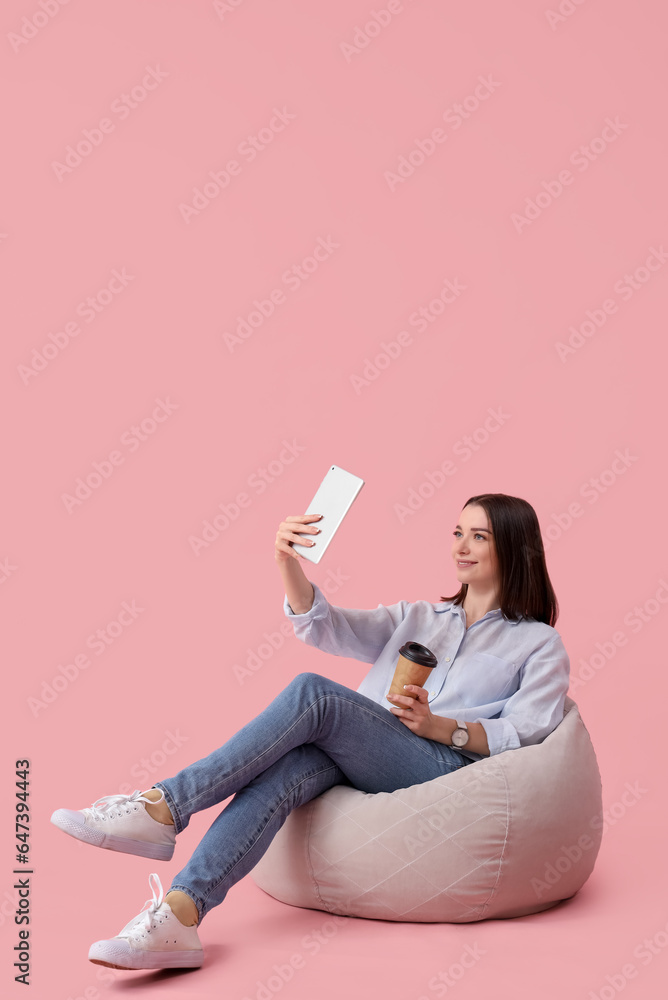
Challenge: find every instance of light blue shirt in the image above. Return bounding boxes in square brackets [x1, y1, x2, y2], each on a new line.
[283, 582, 570, 761]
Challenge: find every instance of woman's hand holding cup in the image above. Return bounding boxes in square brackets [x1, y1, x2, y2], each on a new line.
[388, 686, 435, 738]
[387, 641, 439, 738]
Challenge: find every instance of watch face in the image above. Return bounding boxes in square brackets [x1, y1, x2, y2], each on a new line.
[452, 728, 468, 747]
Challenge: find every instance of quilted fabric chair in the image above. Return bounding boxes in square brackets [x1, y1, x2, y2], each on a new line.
[251, 697, 603, 921]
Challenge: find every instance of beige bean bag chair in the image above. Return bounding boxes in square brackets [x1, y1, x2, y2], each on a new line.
[252, 697, 602, 921]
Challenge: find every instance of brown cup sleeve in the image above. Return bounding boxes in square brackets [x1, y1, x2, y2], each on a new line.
[386, 654, 433, 701]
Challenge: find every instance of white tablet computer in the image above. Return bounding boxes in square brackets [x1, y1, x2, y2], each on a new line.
[292, 464, 365, 564]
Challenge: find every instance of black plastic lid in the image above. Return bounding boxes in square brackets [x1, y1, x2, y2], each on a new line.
[398, 641, 438, 669]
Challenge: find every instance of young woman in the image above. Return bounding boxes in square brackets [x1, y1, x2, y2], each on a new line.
[51, 492, 570, 971]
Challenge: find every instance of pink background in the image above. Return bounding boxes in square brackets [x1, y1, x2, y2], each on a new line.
[2, 1, 667, 997]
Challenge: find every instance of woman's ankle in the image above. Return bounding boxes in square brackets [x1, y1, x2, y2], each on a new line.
[165, 890, 199, 926]
[142, 788, 174, 825]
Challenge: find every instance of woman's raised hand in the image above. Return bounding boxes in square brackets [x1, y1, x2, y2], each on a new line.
[275, 513, 323, 563]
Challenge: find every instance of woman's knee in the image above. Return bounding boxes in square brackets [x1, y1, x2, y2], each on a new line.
[286, 671, 342, 701]
[287, 671, 324, 697]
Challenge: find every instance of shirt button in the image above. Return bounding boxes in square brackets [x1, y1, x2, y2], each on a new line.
[445, 657, 451, 662]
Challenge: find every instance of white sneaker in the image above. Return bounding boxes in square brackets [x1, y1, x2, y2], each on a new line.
[88, 873, 204, 970]
[51, 789, 176, 861]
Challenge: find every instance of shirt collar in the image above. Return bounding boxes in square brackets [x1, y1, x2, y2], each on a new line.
[435, 601, 522, 625]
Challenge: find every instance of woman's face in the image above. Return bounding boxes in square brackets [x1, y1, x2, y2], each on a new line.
[451, 504, 500, 591]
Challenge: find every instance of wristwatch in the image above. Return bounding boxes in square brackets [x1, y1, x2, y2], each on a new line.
[451, 720, 469, 748]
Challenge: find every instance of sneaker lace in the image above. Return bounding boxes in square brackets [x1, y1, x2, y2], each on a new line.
[87, 789, 157, 821]
[126, 873, 167, 940]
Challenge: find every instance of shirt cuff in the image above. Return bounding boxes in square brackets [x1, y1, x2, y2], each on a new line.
[283, 582, 328, 620]
[476, 717, 521, 756]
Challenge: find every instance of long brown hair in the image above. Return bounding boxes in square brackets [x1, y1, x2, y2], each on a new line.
[440, 493, 559, 626]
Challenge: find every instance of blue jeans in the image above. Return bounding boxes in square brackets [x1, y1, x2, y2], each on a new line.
[154, 672, 472, 922]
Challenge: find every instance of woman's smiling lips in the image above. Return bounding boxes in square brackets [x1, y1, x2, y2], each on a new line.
[456, 560, 477, 567]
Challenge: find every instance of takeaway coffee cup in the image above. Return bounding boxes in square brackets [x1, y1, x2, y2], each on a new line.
[386, 641, 438, 703]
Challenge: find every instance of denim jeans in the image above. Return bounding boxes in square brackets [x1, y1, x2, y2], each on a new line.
[154, 672, 472, 922]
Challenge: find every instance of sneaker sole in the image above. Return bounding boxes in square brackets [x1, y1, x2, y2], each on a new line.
[50, 811, 174, 861]
[89, 948, 203, 970]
